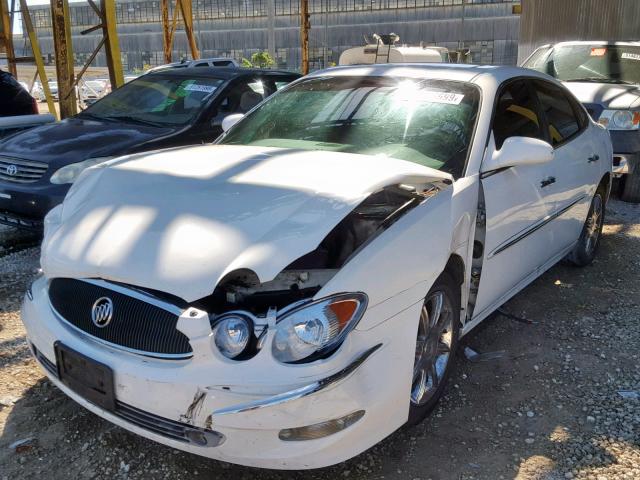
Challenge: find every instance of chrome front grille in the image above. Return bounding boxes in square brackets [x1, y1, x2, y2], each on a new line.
[48, 278, 193, 359]
[0, 157, 48, 183]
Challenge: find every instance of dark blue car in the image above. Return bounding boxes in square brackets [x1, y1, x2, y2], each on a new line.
[0, 67, 299, 229]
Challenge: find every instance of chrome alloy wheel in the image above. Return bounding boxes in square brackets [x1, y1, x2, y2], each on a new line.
[584, 194, 603, 256]
[410, 290, 454, 406]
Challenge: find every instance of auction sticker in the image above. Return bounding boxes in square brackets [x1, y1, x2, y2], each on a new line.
[184, 84, 218, 93]
[622, 52, 640, 61]
[418, 91, 465, 105]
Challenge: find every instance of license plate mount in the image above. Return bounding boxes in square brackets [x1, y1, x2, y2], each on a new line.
[54, 341, 116, 411]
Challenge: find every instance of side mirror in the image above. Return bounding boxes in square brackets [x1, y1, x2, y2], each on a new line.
[481, 136, 554, 173]
[221, 113, 245, 133]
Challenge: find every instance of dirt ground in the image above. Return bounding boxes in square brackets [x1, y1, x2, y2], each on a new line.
[0, 199, 639, 480]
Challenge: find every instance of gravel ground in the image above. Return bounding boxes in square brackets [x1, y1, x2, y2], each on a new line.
[0, 199, 639, 480]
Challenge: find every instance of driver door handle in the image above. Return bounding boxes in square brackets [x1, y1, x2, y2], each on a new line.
[588, 154, 600, 163]
[540, 176, 556, 188]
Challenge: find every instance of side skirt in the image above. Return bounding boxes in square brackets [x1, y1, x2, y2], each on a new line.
[461, 241, 576, 337]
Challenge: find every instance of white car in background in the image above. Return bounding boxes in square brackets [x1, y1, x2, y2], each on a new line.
[48, 80, 59, 100]
[522, 41, 640, 202]
[78, 78, 110, 108]
[22, 64, 611, 469]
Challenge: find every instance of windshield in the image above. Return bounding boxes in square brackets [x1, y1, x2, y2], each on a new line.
[220, 76, 480, 178]
[523, 44, 640, 85]
[80, 76, 224, 126]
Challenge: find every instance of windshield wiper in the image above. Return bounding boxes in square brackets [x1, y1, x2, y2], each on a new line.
[565, 77, 635, 85]
[103, 115, 164, 127]
[77, 112, 107, 121]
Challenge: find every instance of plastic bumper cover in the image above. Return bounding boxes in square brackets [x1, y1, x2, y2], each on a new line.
[21, 277, 419, 469]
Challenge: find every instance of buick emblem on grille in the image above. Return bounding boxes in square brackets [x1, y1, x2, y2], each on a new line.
[91, 297, 114, 328]
[5, 164, 18, 176]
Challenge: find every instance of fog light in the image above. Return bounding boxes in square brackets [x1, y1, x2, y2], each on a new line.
[213, 314, 252, 359]
[278, 410, 365, 441]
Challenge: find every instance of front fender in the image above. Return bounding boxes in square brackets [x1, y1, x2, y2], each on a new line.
[317, 186, 454, 331]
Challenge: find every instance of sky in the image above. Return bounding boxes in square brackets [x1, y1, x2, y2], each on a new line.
[13, 0, 87, 33]
[12, 0, 86, 35]
[26, 0, 86, 4]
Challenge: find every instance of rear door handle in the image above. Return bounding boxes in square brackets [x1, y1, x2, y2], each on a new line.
[588, 154, 600, 163]
[540, 176, 556, 188]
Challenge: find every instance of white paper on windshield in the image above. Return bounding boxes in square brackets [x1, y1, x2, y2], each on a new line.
[622, 52, 640, 61]
[184, 84, 218, 93]
[417, 91, 465, 105]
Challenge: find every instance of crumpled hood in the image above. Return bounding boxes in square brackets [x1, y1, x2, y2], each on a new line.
[42, 144, 451, 302]
[563, 82, 640, 110]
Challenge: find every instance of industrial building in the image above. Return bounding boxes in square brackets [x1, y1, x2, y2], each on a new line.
[15, 0, 521, 72]
[518, 0, 640, 62]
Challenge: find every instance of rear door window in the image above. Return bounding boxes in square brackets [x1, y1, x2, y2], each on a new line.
[215, 79, 267, 118]
[532, 80, 583, 146]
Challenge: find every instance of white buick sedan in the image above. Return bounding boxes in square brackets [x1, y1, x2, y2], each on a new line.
[23, 64, 612, 469]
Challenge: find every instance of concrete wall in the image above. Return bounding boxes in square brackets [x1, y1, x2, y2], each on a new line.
[518, 0, 640, 63]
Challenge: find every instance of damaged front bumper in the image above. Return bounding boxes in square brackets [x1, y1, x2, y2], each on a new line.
[22, 276, 419, 469]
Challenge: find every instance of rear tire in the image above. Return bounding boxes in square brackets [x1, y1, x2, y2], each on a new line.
[567, 189, 605, 267]
[407, 272, 460, 426]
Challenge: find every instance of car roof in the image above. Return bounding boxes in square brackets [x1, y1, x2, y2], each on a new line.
[539, 41, 640, 48]
[144, 67, 300, 80]
[306, 63, 552, 85]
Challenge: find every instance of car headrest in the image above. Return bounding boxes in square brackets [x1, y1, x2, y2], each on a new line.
[239, 91, 263, 112]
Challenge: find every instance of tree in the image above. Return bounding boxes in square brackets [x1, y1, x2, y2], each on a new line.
[243, 51, 275, 69]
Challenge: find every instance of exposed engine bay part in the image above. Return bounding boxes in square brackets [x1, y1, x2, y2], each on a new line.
[290, 182, 444, 270]
[194, 181, 446, 315]
[466, 185, 487, 320]
[193, 268, 337, 314]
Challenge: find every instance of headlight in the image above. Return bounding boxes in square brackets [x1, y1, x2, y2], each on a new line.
[598, 109, 640, 131]
[272, 293, 367, 364]
[50, 156, 114, 184]
[213, 314, 252, 359]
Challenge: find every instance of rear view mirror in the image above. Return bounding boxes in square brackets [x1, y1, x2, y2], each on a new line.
[221, 113, 245, 133]
[482, 136, 554, 173]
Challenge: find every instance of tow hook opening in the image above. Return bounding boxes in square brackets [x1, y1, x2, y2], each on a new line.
[184, 428, 226, 447]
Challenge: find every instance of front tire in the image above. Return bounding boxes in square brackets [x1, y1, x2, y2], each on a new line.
[567, 189, 605, 267]
[407, 272, 460, 426]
